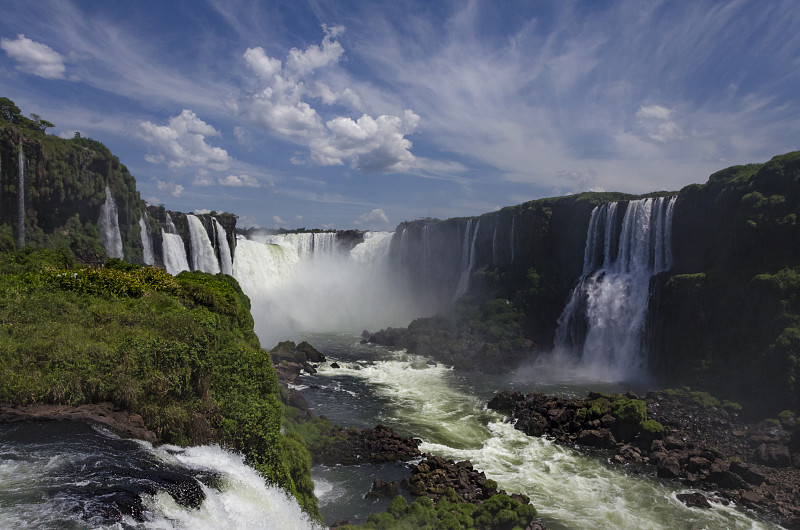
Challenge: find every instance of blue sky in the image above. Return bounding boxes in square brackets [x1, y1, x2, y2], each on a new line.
[1, 0, 798, 230]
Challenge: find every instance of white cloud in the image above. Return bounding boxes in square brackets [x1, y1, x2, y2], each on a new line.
[273, 215, 286, 226]
[1, 34, 65, 79]
[238, 26, 419, 174]
[218, 174, 259, 187]
[154, 179, 185, 198]
[194, 208, 212, 215]
[636, 104, 683, 143]
[138, 110, 230, 170]
[354, 208, 390, 228]
[145, 196, 162, 206]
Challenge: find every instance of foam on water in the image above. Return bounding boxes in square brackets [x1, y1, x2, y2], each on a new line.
[311, 346, 777, 530]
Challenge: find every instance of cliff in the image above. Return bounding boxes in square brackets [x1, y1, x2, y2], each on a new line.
[649, 151, 800, 414]
[0, 97, 236, 269]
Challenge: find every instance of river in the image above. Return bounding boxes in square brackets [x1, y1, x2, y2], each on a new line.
[299, 332, 776, 529]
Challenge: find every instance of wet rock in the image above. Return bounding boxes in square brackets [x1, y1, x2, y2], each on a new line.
[365, 478, 398, 499]
[577, 429, 617, 449]
[330, 362, 340, 369]
[677, 492, 711, 509]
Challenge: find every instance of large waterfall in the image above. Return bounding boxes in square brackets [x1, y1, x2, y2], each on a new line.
[232, 231, 420, 348]
[139, 213, 154, 265]
[187, 215, 220, 274]
[98, 186, 123, 259]
[552, 196, 677, 380]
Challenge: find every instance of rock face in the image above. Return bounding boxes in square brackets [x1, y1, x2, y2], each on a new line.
[0, 402, 157, 444]
[402, 456, 503, 504]
[314, 424, 422, 466]
[490, 389, 800, 527]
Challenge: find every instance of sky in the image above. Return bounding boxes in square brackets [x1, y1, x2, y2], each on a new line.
[1, 0, 798, 230]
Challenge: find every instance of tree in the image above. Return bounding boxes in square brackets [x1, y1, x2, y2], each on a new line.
[0, 97, 22, 123]
[29, 113, 55, 132]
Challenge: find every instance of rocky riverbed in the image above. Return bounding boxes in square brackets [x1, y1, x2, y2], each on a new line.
[488, 389, 800, 527]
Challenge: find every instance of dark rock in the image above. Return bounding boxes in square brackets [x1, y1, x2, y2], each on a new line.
[656, 456, 682, 479]
[754, 443, 792, 468]
[487, 390, 524, 414]
[708, 470, 747, 490]
[330, 362, 340, 369]
[365, 478, 398, 499]
[576, 429, 617, 449]
[731, 460, 766, 485]
[677, 492, 711, 509]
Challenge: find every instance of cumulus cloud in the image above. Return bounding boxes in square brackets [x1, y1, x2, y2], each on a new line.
[636, 104, 683, 143]
[154, 178, 184, 198]
[218, 174, 259, 187]
[238, 25, 418, 174]
[1, 34, 65, 79]
[138, 110, 230, 170]
[194, 208, 211, 215]
[354, 208, 390, 228]
[273, 215, 286, 226]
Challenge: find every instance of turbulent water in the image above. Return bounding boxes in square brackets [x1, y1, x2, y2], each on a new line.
[0, 421, 320, 529]
[300, 333, 776, 529]
[232, 232, 423, 348]
[161, 230, 190, 275]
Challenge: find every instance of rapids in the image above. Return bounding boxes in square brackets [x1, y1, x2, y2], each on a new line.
[299, 333, 778, 529]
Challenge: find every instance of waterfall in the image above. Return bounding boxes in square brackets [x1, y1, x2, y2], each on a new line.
[139, 213, 154, 265]
[453, 219, 480, 301]
[510, 215, 515, 264]
[553, 197, 677, 380]
[98, 186, 123, 259]
[162, 229, 190, 275]
[187, 215, 221, 274]
[165, 212, 177, 234]
[233, 231, 421, 347]
[492, 227, 498, 265]
[17, 146, 24, 248]
[214, 218, 233, 275]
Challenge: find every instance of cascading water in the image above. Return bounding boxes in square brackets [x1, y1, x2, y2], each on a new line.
[98, 186, 123, 259]
[16, 146, 24, 248]
[165, 212, 177, 234]
[453, 219, 480, 301]
[553, 196, 677, 380]
[139, 213, 154, 265]
[162, 230, 190, 275]
[187, 215, 221, 274]
[233, 231, 421, 347]
[213, 218, 233, 275]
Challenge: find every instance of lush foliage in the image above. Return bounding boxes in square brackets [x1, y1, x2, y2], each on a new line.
[577, 394, 664, 437]
[0, 250, 319, 519]
[337, 489, 537, 530]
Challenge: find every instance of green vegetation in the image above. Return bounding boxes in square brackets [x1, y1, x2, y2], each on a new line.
[0, 248, 320, 520]
[337, 489, 537, 530]
[576, 393, 664, 438]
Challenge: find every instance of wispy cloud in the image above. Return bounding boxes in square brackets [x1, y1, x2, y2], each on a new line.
[1, 34, 65, 79]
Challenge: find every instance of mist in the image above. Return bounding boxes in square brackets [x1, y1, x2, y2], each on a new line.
[233, 232, 430, 348]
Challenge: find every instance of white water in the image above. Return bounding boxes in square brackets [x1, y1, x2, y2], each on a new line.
[310, 344, 775, 530]
[139, 213, 155, 265]
[0, 423, 320, 530]
[162, 229, 190, 275]
[16, 146, 24, 248]
[233, 232, 422, 348]
[98, 185, 124, 259]
[166, 212, 177, 234]
[552, 197, 677, 381]
[139, 444, 321, 529]
[187, 214, 221, 274]
[214, 218, 233, 275]
[453, 219, 480, 301]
